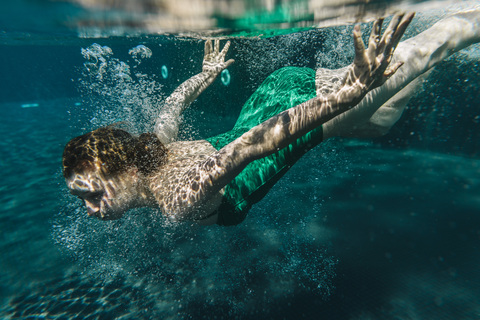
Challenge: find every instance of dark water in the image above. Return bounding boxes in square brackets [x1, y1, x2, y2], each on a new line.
[1, 1, 480, 319]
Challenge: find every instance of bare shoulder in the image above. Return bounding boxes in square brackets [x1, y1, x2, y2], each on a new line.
[166, 140, 217, 158]
[147, 140, 222, 220]
[150, 140, 216, 188]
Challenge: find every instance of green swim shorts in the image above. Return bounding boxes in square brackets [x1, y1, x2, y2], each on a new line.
[206, 66, 323, 225]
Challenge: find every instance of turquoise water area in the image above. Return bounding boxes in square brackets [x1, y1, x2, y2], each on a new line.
[1, 1, 480, 319]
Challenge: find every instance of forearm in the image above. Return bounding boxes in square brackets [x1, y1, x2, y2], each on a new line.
[154, 71, 217, 143]
[154, 40, 234, 144]
[233, 85, 364, 163]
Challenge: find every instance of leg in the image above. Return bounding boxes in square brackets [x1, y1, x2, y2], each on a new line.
[322, 10, 480, 139]
[340, 69, 433, 138]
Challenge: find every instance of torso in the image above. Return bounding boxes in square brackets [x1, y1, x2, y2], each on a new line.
[147, 140, 223, 223]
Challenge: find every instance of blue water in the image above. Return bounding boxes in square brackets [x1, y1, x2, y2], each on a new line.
[1, 1, 480, 319]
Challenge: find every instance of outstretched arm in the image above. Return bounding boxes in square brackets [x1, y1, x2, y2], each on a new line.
[154, 40, 234, 144]
[163, 13, 414, 219]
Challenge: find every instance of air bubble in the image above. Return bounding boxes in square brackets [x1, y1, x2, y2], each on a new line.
[128, 45, 152, 64]
[81, 43, 114, 80]
[221, 69, 231, 86]
[161, 65, 169, 79]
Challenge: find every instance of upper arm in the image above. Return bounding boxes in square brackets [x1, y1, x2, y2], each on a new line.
[154, 100, 183, 144]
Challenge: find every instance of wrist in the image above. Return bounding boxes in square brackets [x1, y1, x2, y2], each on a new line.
[337, 80, 367, 109]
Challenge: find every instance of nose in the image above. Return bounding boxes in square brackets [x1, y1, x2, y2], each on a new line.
[84, 200, 100, 216]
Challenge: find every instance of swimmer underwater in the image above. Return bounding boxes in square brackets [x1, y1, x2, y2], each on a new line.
[63, 11, 480, 226]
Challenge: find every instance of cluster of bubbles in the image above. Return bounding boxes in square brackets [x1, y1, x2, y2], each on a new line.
[128, 45, 152, 63]
[52, 183, 337, 317]
[315, 25, 355, 70]
[81, 44, 114, 81]
[78, 43, 164, 133]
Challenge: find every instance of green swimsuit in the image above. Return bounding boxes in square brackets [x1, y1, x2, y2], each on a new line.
[206, 67, 323, 225]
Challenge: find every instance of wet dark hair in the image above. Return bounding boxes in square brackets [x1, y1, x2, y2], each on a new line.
[62, 127, 167, 179]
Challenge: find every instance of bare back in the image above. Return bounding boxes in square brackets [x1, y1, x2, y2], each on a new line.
[148, 140, 223, 222]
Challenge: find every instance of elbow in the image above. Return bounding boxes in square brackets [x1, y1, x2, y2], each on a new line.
[154, 117, 179, 144]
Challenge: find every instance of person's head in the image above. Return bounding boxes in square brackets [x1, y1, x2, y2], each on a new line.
[62, 127, 167, 220]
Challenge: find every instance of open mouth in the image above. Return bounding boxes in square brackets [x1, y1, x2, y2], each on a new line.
[85, 203, 100, 216]
[85, 198, 116, 220]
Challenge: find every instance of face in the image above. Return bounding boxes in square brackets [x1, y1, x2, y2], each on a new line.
[66, 169, 139, 220]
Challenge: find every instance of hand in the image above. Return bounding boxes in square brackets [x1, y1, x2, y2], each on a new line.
[202, 39, 235, 75]
[347, 13, 415, 91]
